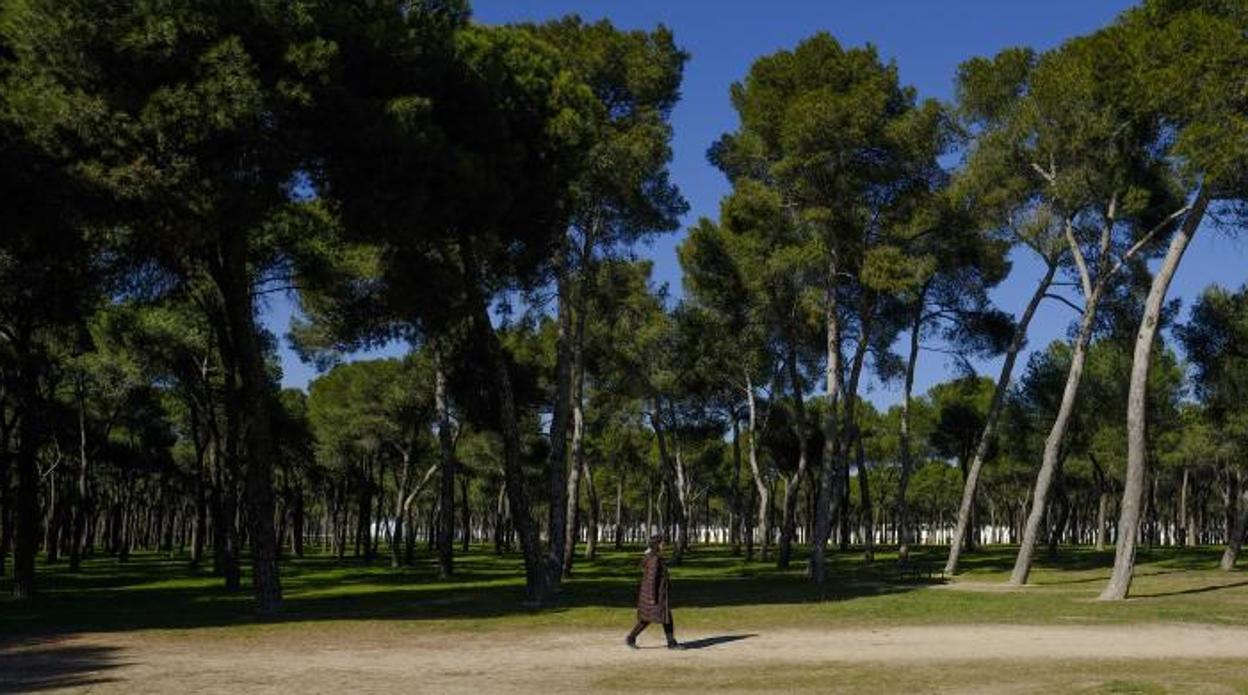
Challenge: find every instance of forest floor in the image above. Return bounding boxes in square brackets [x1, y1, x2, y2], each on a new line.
[5, 545, 1248, 693]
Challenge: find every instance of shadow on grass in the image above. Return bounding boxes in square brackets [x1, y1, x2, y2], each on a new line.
[0, 636, 125, 693]
[0, 547, 932, 640]
[2, 544, 1240, 641]
[1130, 578, 1248, 598]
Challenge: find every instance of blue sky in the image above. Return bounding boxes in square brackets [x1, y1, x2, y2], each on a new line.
[262, 0, 1247, 407]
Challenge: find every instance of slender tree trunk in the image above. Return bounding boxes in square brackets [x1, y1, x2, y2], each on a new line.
[546, 243, 574, 590]
[583, 459, 599, 560]
[460, 474, 470, 552]
[946, 259, 1058, 575]
[613, 473, 624, 550]
[897, 290, 925, 560]
[856, 432, 874, 561]
[811, 270, 842, 583]
[1011, 284, 1102, 585]
[672, 439, 692, 562]
[1090, 453, 1110, 552]
[730, 412, 743, 556]
[46, 469, 62, 564]
[745, 378, 771, 562]
[563, 247, 593, 575]
[651, 400, 689, 564]
[290, 483, 304, 558]
[69, 377, 90, 571]
[434, 349, 454, 578]
[1045, 461, 1069, 556]
[0, 419, 11, 579]
[13, 338, 40, 600]
[1179, 468, 1190, 549]
[777, 346, 810, 570]
[391, 450, 412, 569]
[1102, 192, 1209, 600]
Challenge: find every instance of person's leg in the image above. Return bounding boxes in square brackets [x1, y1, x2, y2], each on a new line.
[626, 620, 648, 647]
[663, 616, 679, 648]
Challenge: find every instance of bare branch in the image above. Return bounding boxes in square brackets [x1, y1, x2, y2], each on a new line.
[1108, 203, 1193, 277]
[1030, 161, 1056, 184]
[1064, 217, 1094, 299]
[1044, 293, 1085, 315]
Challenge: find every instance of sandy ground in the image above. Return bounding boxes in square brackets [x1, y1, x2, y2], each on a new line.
[6, 623, 1248, 694]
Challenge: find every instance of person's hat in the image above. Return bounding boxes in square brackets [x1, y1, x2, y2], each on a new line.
[649, 533, 663, 544]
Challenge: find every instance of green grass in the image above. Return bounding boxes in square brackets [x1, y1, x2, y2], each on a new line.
[4, 542, 1248, 639]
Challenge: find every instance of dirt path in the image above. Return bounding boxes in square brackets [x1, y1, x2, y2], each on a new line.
[6, 624, 1248, 694]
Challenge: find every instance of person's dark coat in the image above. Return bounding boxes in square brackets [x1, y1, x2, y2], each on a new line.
[636, 551, 671, 623]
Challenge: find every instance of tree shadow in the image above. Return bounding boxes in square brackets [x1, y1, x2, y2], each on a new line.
[1129, 578, 1248, 598]
[680, 634, 757, 650]
[1, 549, 933, 639]
[0, 637, 125, 693]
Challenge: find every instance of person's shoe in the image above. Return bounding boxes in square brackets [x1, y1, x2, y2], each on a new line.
[667, 641, 685, 650]
[626, 638, 639, 650]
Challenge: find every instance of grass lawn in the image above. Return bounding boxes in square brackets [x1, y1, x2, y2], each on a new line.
[5, 544, 1248, 693]
[5, 543, 1248, 636]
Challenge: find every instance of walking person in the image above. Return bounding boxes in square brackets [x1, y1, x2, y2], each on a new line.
[626, 534, 684, 649]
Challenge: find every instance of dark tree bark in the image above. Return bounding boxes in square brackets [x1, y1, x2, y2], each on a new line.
[810, 268, 843, 584]
[744, 378, 771, 562]
[897, 291, 924, 560]
[470, 275, 547, 604]
[434, 350, 455, 577]
[546, 245, 574, 590]
[460, 474, 470, 552]
[13, 335, 40, 600]
[777, 347, 809, 571]
[856, 431, 874, 561]
[211, 233, 281, 614]
[583, 459, 599, 561]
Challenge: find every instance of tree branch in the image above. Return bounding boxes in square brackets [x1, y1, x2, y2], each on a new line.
[1044, 293, 1085, 315]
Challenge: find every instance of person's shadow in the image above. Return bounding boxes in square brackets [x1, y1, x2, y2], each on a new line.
[679, 634, 757, 650]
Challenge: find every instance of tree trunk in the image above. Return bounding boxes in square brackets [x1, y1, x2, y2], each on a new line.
[1179, 468, 1190, 549]
[810, 271, 842, 583]
[471, 271, 546, 604]
[460, 474, 470, 552]
[777, 346, 810, 570]
[728, 411, 744, 555]
[13, 339, 40, 600]
[1102, 192, 1209, 600]
[583, 459, 599, 560]
[946, 259, 1058, 575]
[1011, 283, 1102, 585]
[856, 431, 874, 561]
[651, 400, 690, 564]
[435, 349, 455, 578]
[212, 233, 282, 615]
[897, 291, 924, 560]
[290, 483, 304, 558]
[1220, 485, 1248, 570]
[69, 376, 90, 571]
[0, 419, 12, 579]
[745, 377, 771, 562]
[391, 450, 413, 569]
[545, 243, 574, 591]
[613, 474, 624, 550]
[562, 256, 591, 575]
